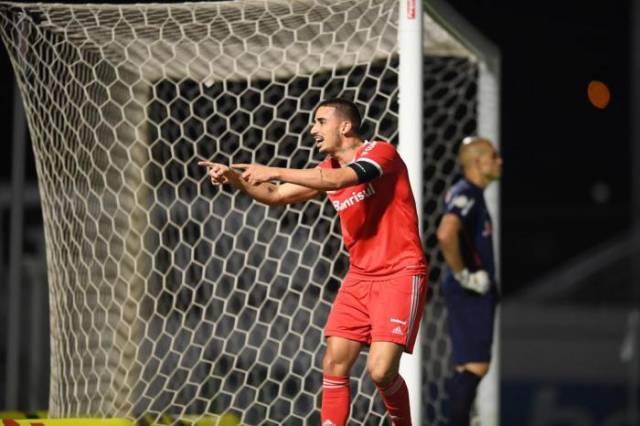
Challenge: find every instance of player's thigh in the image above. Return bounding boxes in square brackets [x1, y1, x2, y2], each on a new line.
[324, 277, 371, 345]
[369, 274, 427, 353]
[445, 287, 497, 364]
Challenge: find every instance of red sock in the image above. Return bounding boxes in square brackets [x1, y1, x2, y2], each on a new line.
[321, 374, 350, 426]
[376, 374, 412, 426]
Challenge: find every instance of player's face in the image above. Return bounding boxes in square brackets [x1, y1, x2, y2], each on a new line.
[478, 144, 503, 181]
[310, 106, 345, 154]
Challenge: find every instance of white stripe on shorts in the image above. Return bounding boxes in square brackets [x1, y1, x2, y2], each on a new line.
[406, 275, 420, 346]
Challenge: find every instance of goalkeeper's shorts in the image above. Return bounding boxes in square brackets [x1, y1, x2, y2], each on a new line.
[324, 272, 427, 354]
[442, 278, 498, 364]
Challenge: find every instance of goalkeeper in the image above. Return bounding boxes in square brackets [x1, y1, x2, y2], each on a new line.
[436, 136, 502, 426]
[199, 98, 427, 426]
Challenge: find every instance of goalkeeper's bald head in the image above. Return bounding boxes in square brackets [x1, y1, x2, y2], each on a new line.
[457, 136, 502, 185]
[458, 136, 494, 169]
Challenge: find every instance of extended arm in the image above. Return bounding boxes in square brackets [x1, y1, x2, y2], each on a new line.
[198, 161, 320, 206]
[232, 163, 359, 191]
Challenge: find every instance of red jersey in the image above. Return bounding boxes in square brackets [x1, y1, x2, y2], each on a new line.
[318, 141, 427, 278]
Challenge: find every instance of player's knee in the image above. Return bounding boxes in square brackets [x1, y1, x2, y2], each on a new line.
[366, 362, 397, 386]
[463, 362, 490, 377]
[322, 352, 351, 376]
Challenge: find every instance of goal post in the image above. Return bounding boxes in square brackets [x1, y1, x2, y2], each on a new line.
[423, 1, 501, 424]
[0, 1, 499, 424]
[397, 0, 423, 424]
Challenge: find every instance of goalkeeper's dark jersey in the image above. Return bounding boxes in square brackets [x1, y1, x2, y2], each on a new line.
[442, 178, 496, 284]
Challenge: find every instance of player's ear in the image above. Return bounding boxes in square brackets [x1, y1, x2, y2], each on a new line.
[340, 120, 352, 136]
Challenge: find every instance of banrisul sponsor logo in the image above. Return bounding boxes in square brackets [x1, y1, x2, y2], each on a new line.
[333, 184, 375, 212]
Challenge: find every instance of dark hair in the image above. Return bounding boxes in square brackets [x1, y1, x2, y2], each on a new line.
[315, 98, 362, 135]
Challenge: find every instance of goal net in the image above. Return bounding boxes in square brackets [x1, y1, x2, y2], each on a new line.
[0, 1, 497, 424]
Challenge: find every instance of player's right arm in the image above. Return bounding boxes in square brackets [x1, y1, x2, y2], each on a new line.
[437, 189, 490, 294]
[198, 161, 320, 205]
[436, 213, 465, 273]
[437, 215, 489, 294]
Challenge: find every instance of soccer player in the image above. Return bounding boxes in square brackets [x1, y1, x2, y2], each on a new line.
[436, 136, 502, 426]
[199, 98, 427, 425]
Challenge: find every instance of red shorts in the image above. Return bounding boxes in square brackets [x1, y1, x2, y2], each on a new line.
[324, 272, 428, 354]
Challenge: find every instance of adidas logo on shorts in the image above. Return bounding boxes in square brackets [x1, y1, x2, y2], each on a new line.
[323, 420, 336, 426]
[391, 326, 403, 335]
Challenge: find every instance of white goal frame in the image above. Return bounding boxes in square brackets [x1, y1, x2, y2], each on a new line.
[421, 1, 501, 425]
[0, 0, 501, 424]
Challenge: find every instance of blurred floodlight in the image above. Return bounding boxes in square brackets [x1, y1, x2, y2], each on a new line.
[587, 80, 611, 109]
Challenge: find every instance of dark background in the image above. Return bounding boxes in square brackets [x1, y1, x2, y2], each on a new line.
[445, 0, 632, 296]
[0, 0, 631, 298]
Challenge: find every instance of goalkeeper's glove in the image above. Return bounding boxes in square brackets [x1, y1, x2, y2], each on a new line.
[454, 268, 490, 295]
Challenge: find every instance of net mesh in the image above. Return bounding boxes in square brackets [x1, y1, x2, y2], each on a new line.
[0, 1, 481, 424]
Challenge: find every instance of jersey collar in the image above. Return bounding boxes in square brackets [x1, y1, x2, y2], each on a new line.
[463, 177, 484, 193]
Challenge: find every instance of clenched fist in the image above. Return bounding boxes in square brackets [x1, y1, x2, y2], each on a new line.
[454, 268, 490, 295]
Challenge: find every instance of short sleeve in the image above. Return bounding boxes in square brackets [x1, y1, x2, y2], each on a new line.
[444, 187, 477, 220]
[357, 141, 400, 176]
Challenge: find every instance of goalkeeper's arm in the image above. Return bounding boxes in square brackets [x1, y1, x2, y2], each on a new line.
[437, 213, 489, 294]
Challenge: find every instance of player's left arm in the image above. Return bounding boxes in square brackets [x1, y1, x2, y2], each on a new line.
[231, 142, 398, 190]
[232, 163, 360, 191]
